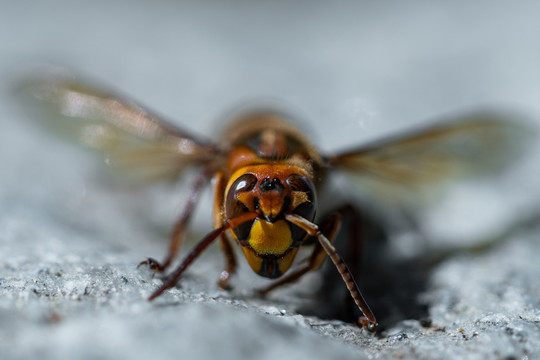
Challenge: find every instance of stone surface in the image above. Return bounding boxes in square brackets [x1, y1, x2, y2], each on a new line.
[1, 1, 540, 360]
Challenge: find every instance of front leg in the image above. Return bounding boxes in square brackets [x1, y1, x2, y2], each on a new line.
[139, 168, 211, 272]
[217, 234, 237, 290]
[286, 213, 377, 329]
[212, 171, 238, 290]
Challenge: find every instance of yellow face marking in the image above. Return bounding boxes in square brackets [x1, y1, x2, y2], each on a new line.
[242, 247, 263, 274]
[277, 247, 298, 274]
[248, 219, 292, 255]
[291, 191, 308, 209]
[236, 192, 253, 209]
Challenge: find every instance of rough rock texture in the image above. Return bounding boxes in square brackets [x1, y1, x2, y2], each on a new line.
[1, 1, 540, 360]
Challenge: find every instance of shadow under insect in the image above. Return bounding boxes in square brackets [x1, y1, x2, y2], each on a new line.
[300, 205, 540, 331]
[297, 209, 432, 330]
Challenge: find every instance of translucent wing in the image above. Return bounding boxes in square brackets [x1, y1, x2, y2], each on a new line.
[325, 113, 532, 203]
[15, 70, 222, 182]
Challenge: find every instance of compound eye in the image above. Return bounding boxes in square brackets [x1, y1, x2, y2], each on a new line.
[286, 174, 317, 241]
[232, 173, 257, 192]
[225, 173, 257, 240]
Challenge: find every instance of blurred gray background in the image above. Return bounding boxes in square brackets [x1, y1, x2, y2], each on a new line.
[1, 1, 540, 360]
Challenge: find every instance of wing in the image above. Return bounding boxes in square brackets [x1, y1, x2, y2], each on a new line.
[15, 70, 223, 182]
[325, 113, 533, 204]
